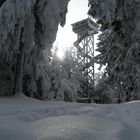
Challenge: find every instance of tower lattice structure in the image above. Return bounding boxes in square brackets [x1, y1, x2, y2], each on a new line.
[72, 18, 98, 98]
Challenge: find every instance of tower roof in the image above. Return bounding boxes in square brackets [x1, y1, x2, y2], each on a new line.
[72, 18, 99, 35]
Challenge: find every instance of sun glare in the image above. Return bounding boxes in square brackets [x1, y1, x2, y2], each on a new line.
[56, 50, 65, 59]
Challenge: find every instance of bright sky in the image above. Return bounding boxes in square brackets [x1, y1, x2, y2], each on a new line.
[55, 0, 89, 50]
[54, 0, 100, 72]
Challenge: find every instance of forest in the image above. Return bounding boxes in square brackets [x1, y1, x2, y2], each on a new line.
[0, 0, 140, 104]
[0, 0, 140, 105]
[0, 0, 140, 140]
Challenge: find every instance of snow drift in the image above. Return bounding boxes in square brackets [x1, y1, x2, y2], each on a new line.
[0, 96, 140, 140]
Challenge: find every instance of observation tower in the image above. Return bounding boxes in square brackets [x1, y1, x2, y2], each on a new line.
[72, 18, 99, 99]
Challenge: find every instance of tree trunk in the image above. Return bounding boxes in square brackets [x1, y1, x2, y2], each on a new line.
[13, 27, 25, 95]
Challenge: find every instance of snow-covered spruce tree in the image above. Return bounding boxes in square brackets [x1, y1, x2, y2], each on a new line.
[61, 49, 81, 101]
[88, 0, 140, 102]
[0, 0, 69, 96]
[47, 47, 80, 102]
[48, 48, 63, 101]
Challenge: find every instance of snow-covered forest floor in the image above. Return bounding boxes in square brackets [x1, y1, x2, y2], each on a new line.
[0, 96, 140, 140]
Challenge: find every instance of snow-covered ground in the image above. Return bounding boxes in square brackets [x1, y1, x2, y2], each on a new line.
[0, 95, 140, 140]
